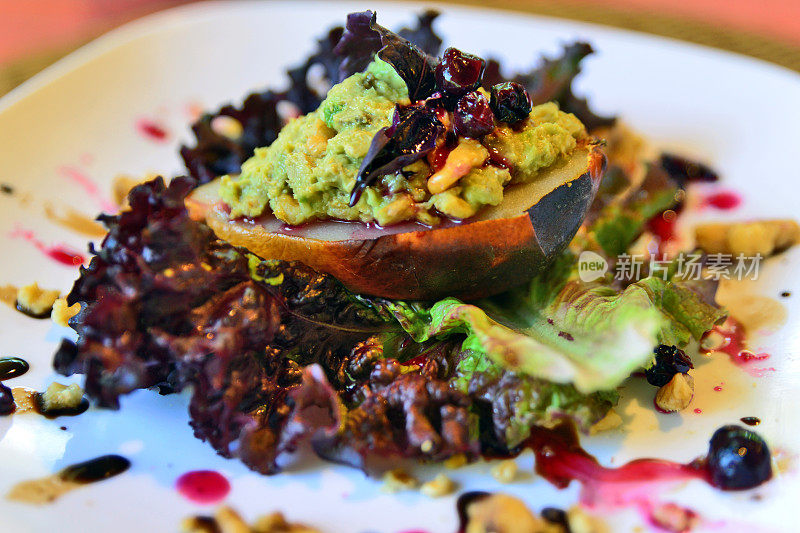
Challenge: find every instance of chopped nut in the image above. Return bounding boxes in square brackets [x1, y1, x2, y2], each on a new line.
[381, 468, 418, 493]
[16, 283, 59, 317]
[252, 512, 319, 533]
[589, 409, 623, 435]
[211, 116, 244, 140]
[444, 453, 468, 469]
[40, 382, 84, 412]
[655, 373, 694, 412]
[464, 493, 547, 533]
[490, 459, 519, 483]
[427, 139, 488, 194]
[52, 297, 80, 327]
[700, 330, 726, 351]
[695, 219, 800, 257]
[112, 173, 157, 209]
[180, 516, 218, 533]
[420, 473, 456, 497]
[649, 503, 698, 532]
[567, 506, 610, 533]
[214, 507, 251, 533]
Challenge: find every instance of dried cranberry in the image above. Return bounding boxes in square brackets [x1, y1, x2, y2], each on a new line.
[0, 383, 15, 415]
[489, 82, 531, 124]
[435, 47, 485, 97]
[707, 425, 772, 490]
[645, 345, 693, 387]
[453, 92, 495, 138]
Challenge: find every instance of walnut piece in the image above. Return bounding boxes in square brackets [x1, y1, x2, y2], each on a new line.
[695, 219, 800, 257]
[16, 283, 59, 317]
[381, 468, 418, 493]
[40, 382, 84, 412]
[655, 373, 694, 412]
[420, 473, 457, 497]
[589, 408, 623, 435]
[490, 459, 519, 483]
[52, 297, 80, 327]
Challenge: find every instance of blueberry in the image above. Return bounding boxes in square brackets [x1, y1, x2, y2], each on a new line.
[645, 345, 693, 387]
[0, 383, 15, 416]
[489, 82, 532, 124]
[707, 425, 772, 490]
[435, 48, 485, 97]
[453, 92, 495, 138]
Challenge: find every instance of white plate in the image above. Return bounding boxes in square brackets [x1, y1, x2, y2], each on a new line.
[1, 2, 799, 532]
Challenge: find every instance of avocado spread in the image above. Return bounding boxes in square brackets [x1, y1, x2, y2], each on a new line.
[220, 59, 587, 226]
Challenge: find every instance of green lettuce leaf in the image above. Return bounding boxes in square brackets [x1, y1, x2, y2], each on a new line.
[379, 250, 725, 394]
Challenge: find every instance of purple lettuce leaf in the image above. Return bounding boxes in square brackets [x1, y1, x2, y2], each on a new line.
[349, 105, 443, 206]
[483, 42, 616, 131]
[180, 11, 444, 185]
[397, 9, 443, 57]
[335, 10, 437, 102]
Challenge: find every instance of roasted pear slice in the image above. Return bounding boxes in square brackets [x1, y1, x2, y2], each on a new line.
[186, 144, 606, 300]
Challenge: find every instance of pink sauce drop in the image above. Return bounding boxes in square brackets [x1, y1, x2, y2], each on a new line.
[175, 470, 230, 504]
[705, 320, 775, 377]
[713, 384, 724, 392]
[702, 191, 742, 210]
[57, 165, 117, 213]
[9, 226, 85, 266]
[694, 408, 703, 414]
[136, 118, 170, 142]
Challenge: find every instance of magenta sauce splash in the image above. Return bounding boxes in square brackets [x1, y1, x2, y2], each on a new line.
[527, 425, 709, 526]
[9, 226, 85, 267]
[175, 470, 230, 504]
[136, 118, 170, 143]
[57, 165, 117, 213]
[702, 190, 742, 210]
[705, 320, 775, 377]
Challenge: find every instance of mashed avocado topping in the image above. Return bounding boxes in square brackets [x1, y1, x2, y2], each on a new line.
[220, 59, 587, 226]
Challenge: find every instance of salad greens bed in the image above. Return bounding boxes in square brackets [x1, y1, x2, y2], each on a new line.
[53, 11, 725, 475]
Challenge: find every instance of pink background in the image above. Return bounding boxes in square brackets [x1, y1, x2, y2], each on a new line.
[1, 0, 798, 67]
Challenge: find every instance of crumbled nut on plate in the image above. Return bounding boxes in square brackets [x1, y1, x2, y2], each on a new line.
[444, 453, 469, 469]
[589, 408, 623, 435]
[52, 297, 80, 327]
[695, 219, 800, 257]
[464, 493, 548, 533]
[420, 473, 457, 497]
[181, 506, 320, 533]
[567, 506, 611, 533]
[655, 373, 694, 412]
[381, 468, 418, 493]
[16, 283, 60, 317]
[490, 459, 519, 483]
[40, 382, 84, 412]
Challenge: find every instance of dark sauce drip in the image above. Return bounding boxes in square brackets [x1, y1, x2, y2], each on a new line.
[58, 454, 131, 484]
[485, 145, 511, 170]
[430, 143, 454, 173]
[0, 357, 29, 380]
[35, 393, 90, 419]
[0, 183, 13, 195]
[780, 291, 791, 298]
[740, 417, 761, 426]
[14, 300, 52, 319]
[456, 491, 491, 532]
